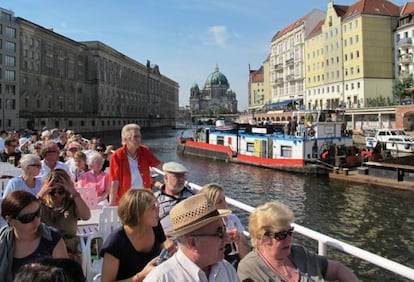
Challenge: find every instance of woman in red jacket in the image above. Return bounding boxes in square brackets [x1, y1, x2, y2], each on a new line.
[108, 123, 161, 206]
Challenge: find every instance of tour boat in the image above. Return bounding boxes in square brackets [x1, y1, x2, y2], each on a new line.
[177, 110, 359, 175]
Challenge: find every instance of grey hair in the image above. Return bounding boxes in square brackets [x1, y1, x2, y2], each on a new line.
[121, 123, 141, 145]
[87, 152, 104, 167]
[20, 154, 41, 169]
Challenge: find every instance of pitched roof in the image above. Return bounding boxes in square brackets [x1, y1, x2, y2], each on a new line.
[271, 15, 306, 42]
[400, 2, 414, 16]
[341, 0, 400, 19]
[307, 20, 324, 39]
[250, 66, 264, 83]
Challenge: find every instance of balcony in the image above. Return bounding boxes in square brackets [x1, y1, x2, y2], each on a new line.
[274, 63, 283, 71]
[399, 54, 413, 64]
[398, 37, 412, 48]
[399, 70, 412, 79]
[286, 74, 294, 81]
[274, 78, 283, 85]
[285, 58, 294, 65]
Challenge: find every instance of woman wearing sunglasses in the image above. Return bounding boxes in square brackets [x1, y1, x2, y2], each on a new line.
[238, 201, 358, 282]
[3, 154, 43, 199]
[37, 169, 91, 262]
[0, 190, 68, 281]
[199, 183, 251, 269]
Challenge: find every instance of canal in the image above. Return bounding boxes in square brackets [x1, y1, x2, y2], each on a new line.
[90, 127, 414, 282]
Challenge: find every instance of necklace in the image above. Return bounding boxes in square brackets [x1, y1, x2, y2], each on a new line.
[126, 149, 137, 160]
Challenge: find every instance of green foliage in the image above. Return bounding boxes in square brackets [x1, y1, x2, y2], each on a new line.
[393, 76, 414, 104]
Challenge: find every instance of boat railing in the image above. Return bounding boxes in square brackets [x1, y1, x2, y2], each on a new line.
[151, 167, 414, 280]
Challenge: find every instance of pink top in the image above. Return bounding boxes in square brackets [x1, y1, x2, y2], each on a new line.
[76, 170, 110, 197]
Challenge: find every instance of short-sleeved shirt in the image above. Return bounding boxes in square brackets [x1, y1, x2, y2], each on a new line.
[154, 186, 195, 232]
[144, 248, 241, 282]
[109, 145, 160, 205]
[2, 176, 42, 198]
[100, 222, 166, 281]
[12, 227, 62, 276]
[238, 245, 328, 282]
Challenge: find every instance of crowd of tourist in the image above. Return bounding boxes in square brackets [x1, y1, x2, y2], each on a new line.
[0, 124, 358, 281]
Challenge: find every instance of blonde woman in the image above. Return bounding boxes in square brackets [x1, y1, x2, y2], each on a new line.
[199, 183, 250, 267]
[37, 169, 91, 261]
[100, 189, 166, 282]
[238, 201, 358, 282]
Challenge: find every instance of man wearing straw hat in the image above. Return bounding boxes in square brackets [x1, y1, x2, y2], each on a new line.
[144, 194, 240, 281]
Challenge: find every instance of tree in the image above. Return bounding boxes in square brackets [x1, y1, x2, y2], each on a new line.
[393, 76, 414, 104]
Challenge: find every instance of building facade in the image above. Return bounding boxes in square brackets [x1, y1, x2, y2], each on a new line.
[0, 8, 19, 130]
[396, 3, 414, 81]
[269, 9, 326, 106]
[304, 0, 399, 110]
[189, 65, 238, 115]
[0, 8, 178, 132]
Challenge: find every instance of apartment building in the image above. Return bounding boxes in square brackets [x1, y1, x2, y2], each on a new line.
[396, 3, 414, 81]
[269, 9, 325, 106]
[305, 0, 400, 110]
[0, 8, 19, 129]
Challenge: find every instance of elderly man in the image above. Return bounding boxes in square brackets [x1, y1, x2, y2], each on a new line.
[154, 161, 195, 232]
[144, 194, 240, 281]
[37, 140, 72, 180]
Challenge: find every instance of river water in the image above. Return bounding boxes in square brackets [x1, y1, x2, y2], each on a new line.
[90, 128, 414, 282]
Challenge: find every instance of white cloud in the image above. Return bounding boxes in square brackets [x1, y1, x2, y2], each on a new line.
[206, 25, 228, 47]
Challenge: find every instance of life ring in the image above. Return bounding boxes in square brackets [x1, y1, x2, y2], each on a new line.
[308, 128, 315, 137]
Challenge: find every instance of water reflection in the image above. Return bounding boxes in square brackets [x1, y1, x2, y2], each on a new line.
[95, 128, 413, 281]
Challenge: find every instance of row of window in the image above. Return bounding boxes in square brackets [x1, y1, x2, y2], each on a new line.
[307, 81, 361, 96]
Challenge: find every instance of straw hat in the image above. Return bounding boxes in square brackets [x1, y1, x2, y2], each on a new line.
[167, 194, 231, 237]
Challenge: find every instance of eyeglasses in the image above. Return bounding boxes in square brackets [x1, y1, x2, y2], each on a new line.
[192, 226, 225, 239]
[46, 150, 58, 154]
[8, 144, 17, 147]
[49, 188, 66, 196]
[14, 208, 41, 224]
[28, 164, 42, 168]
[264, 227, 294, 241]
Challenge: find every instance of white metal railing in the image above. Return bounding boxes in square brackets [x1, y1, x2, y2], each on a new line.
[153, 166, 414, 281]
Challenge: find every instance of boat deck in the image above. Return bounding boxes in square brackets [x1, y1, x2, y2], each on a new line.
[329, 168, 414, 192]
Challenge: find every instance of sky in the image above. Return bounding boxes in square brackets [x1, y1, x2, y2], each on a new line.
[3, 0, 407, 109]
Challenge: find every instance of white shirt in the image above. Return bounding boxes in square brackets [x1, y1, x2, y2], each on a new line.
[37, 160, 72, 180]
[144, 248, 240, 282]
[128, 155, 143, 188]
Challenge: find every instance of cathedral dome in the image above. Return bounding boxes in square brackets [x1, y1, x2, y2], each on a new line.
[205, 65, 229, 87]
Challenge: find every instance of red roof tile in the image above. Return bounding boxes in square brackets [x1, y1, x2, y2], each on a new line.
[400, 2, 414, 16]
[342, 0, 400, 19]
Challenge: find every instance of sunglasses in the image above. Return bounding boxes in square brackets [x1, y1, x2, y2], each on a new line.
[14, 208, 41, 224]
[264, 227, 294, 241]
[49, 188, 66, 196]
[192, 226, 225, 239]
[28, 164, 42, 168]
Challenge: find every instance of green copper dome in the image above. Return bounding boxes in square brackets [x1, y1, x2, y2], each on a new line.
[205, 65, 229, 87]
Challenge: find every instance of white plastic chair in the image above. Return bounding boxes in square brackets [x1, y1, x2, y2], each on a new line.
[83, 206, 121, 281]
[77, 188, 100, 210]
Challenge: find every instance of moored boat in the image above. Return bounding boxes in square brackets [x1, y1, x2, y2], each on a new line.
[178, 109, 360, 175]
[366, 128, 414, 153]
